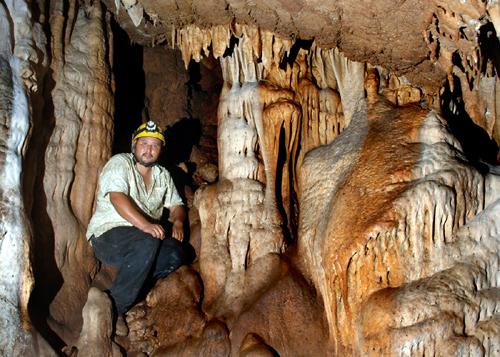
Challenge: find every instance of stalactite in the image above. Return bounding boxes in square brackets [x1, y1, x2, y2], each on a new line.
[174, 22, 297, 80]
[327, 47, 365, 127]
[294, 47, 348, 180]
[261, 29, 274, 78]
[261, 99, 301, 232]
[211, 24, 231, 59]
[296, 79, 344, 157]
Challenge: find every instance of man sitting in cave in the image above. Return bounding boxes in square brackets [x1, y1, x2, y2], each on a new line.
[86, 120, 186, 337]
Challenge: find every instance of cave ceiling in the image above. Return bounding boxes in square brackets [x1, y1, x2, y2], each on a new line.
[105, 0, 452, 91]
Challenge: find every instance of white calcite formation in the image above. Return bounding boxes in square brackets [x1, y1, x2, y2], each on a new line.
[0, 33, 35, 357]
[0, 0, 57, 355]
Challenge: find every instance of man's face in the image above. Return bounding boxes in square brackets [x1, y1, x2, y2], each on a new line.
[133, 136, 162, 167]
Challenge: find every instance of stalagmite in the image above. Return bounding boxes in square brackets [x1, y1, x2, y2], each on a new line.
[72, 288, 117, 356]
[125, 267, 231, 356]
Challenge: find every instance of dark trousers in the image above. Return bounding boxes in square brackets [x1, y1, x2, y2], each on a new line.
[90, 226, 185, 315]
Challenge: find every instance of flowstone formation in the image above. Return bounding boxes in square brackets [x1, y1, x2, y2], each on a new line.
[42, 1, 115, 341]
[3, 0, 500, 356]
[299, 73, 500, 354]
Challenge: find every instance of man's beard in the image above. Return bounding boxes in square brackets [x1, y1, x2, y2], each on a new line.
[133, 152, 157, 167]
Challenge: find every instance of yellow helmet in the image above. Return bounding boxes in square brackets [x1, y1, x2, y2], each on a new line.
[132, 121, 165, 145]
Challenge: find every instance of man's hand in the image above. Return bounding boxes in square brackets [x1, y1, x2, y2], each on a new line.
[142, 222, 166, 239]
[110, 192, 166, 239]
[172, 221, 184, 241]
[169, 205, 186, 242]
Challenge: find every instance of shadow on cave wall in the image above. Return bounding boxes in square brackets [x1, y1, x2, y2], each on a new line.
[159, 117, 202, 188]
[26, 25, 66, 354]
[440, 76, 499, 170]
[159, 118, 202, 261]
[162, 118, 202, 165]
[112, 20, 145, 155]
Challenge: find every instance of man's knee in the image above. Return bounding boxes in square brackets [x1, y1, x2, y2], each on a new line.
[165, 238, 186, 261]
[129, 231, 161, 259]
[168, 244, 185, 269]
[154, 238, 186, 278]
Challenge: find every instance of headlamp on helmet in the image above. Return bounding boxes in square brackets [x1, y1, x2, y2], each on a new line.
[132, 121, 165, 146]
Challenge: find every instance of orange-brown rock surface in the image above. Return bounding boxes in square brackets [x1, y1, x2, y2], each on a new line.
[41, 1, 114, 342]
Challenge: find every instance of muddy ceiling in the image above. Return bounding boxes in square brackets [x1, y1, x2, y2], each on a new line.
[107, 0, 448, 87]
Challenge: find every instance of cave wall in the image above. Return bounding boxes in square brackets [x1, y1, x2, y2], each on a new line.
[2, 0, 500, 356]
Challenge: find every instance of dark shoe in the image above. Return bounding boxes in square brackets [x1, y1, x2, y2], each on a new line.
[115, 316, 129, 336]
